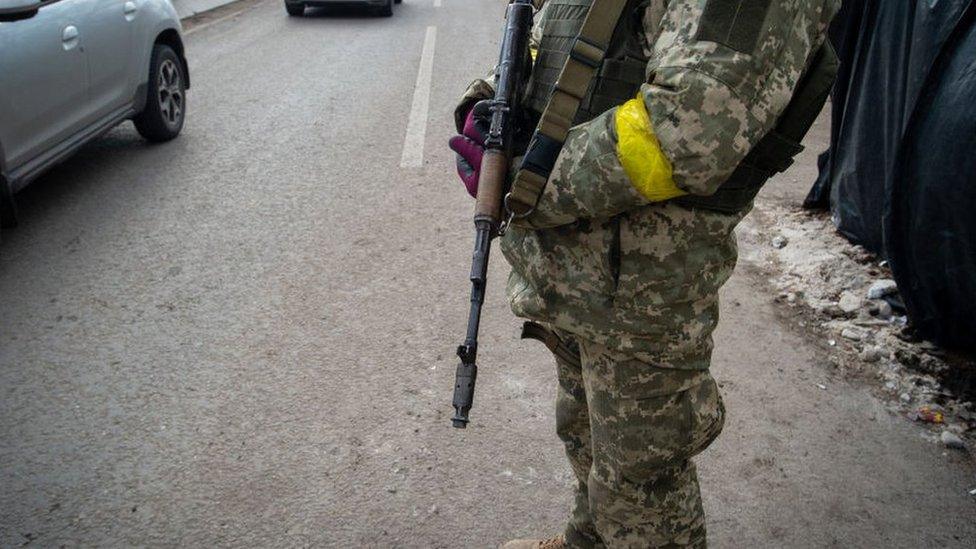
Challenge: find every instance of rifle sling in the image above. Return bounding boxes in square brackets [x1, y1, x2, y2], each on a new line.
[507, 0, 631, 217]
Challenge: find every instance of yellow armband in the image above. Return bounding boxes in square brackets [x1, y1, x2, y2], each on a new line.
[614, 96, 686, 202]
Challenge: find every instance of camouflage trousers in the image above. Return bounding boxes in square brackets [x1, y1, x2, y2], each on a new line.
[550, 329, 725, 548]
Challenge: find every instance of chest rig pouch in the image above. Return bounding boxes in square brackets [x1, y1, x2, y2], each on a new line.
[507, 0, 839, 218]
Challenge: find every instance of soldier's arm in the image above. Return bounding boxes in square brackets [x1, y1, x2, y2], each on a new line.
[520, 0, 839, 229]
[455, 76, 495, 133]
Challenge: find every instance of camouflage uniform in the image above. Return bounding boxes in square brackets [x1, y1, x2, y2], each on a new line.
[459, 1, 838, 546]
[549, 328, 724, 547]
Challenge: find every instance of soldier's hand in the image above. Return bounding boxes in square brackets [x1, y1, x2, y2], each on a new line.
[448, 100, 491, 198]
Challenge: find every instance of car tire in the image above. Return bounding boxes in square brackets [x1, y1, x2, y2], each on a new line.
[133, 44, 187, 143]
[285, 1, 304, 16]
[0, 176, 17, 231]
[377, 0, 393, 16]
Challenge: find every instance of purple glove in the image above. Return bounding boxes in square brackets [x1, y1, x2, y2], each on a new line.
[448, 101, 491, 198]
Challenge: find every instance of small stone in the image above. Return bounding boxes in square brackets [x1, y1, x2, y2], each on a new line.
[823, 305, 847, 319]
[786, 293, 797, 304]
[838, 291, 862, 314]
[969, 488, 976, 496]
[859, 347, 882, 363]
[900, 393, 912, 403]
[850, 245, 871, 262]
[772, 236, 789, 249]
[869, 300, 893, 320]
[940, 431, 966, 450]
[867, 279, 899, 299]
[827, 339, 837, 347]
[841, 328, 866, 341]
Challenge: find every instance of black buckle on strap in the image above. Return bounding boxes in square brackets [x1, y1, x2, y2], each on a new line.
[520, 131, 564, 179]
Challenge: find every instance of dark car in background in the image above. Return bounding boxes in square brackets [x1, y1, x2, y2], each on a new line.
[285, 0, 401, 17]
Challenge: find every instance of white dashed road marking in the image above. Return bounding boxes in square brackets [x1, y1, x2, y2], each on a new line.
[400, 26, 438, 168]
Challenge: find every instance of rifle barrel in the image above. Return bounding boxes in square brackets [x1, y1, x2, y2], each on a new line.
[451, 0, 535, 429]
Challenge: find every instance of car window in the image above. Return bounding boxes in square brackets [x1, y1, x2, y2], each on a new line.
[0, 0, 64, 18]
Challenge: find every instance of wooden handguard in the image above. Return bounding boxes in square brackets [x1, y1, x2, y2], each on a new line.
[475, 149, 507, 225]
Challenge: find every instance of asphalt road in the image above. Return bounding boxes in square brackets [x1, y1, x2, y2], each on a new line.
[1, 0, 974, 547]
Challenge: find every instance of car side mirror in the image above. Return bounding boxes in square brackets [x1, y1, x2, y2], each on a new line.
[0, 0, 44, 22]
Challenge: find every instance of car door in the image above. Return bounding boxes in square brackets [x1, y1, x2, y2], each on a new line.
[0, 0, 90, 181]
[83, 0, 137, 120]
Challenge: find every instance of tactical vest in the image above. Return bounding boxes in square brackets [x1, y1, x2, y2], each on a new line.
[521, 0, 838, 215]
[526, 0, 649, 124]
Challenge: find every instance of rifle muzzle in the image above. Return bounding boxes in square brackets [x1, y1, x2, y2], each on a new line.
[451, 359, 478, 428]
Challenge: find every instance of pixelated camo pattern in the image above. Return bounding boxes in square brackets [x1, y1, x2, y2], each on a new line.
[648, 0, 840, 194]
[501, 0, 839, 366]
[552, 329, 725, 547]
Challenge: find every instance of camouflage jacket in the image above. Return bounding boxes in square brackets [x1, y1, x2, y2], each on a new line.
[462, 0, 839, 367]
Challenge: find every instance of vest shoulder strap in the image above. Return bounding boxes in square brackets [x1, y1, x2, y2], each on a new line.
[506, 0, 631, 218]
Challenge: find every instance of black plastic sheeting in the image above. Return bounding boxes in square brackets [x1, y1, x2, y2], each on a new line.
[807, 0, 976, 350]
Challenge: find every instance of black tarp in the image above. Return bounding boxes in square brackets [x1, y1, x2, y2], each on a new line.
[807, 0, 976, 350]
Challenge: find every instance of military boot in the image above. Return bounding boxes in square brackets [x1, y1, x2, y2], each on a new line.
[499, 535, 565, 549]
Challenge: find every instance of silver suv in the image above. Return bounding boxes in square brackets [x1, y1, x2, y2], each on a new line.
[0, 0, 190, 230]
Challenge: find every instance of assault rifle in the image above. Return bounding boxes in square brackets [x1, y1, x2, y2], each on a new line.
[451, 0, 535, 428]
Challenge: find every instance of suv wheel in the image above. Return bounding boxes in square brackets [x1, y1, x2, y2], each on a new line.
[377, 0, 393, 16]
[134, 44, 186, 142]
[0, 176, 17, 231]
[285, 1, 304, 16]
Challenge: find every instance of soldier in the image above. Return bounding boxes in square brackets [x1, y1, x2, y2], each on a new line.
[450, 1, 839, 547]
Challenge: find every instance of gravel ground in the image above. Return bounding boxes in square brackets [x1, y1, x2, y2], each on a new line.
[1, 1, 974, 547]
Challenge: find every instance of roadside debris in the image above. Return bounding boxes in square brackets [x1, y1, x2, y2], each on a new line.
[742, 205, 976, 448]
[910, 406, 945, 424]
[868, 300, 893, 320]
[867, 279, 899, 300]
[838, 291, 862, 315]
[859, 347, 882, 363]
[940, 430, 966, 451]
